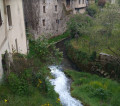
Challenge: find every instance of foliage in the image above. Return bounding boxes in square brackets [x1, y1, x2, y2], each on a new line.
[29, 36, 63, 65]
[0, 53, 61, 105]
[86, 4, 99, 17]
[48, 31, 70, 44]
[90, 51, 97, 61]
[65, 70, 120, 106]
[67, 14, 93, 38]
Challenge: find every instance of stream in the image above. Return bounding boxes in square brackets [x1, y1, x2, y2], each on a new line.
[49, 66, 83, 106]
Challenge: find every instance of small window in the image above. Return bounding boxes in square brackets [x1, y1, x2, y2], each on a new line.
[7, 5, 12, 26]
[43, 19, 45, 26]
[0, 10, 2, 26]
[56, 19, 59, 24]
[66, 0, 70, 6]
[43, 6, 46, 13]
[55, 5, 57, 11]
[79, 0, 81, 4]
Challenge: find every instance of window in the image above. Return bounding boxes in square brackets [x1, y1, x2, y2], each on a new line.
[7, 5, 12, 26]
[79, 0, 81, 4]
[56, 19, 59, 24]
[55, 5, 57, 11]
[43, 6, 46, 13]
[66, 0, 70, 6]
[0, 10, 2, 26]
[43, 19, 45, 26]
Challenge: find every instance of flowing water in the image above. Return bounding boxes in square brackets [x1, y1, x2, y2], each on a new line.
[49, 66, 83, 106]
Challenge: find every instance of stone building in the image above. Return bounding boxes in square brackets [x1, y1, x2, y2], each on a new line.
[23, 0, 87, 39]
[0, 0, 27, 79]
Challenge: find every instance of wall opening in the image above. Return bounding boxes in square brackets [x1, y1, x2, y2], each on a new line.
[7, 5, 12, 26]
[43, 6, 46, 13]
[55, 5, 57, 11]
[66, 0, 70, 7]
[42, 19, 45, 26]
[0, 10, 2, 26]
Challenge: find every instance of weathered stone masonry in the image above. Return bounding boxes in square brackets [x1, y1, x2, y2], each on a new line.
[23, 0, 87, 39]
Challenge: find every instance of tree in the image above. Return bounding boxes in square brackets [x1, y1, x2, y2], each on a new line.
[67, 14, 93, 38]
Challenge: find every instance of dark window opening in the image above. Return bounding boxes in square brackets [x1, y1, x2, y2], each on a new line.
[7, 5, 12, 26]
[43, 6, 46, 13]
[0, 10, 2, 26]
[56, 19, 59, 24]
[43, 19, 45, 26]
[55, 5, 57, 11]
[66, 0, 70, 7]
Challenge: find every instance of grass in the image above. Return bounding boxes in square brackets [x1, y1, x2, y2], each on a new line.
[65, 70, 120, 106]
[71, 34, 120, 56]
[48, 31, 70, 44]
[0, 85, 60, 106]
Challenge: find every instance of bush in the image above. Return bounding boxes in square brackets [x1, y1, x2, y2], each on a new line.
[67, 14, 93, 38]
[29, 37, 63, 65]
[8, 73, 31, 96]
[90, 51, 97, 61]
[86, 5, 98, 17]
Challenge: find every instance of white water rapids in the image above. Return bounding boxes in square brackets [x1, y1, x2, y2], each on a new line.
[49, 66, 83, 106]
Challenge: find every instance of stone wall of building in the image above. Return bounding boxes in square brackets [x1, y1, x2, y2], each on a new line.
[0, 0, 27, 80]
[23, 0, 87, 39]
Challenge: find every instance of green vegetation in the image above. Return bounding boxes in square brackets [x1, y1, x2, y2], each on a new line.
[86, 4, 99, 17]
[68, 5, 120, 55]
[66, 4, 120, 80]
[48, 31, 70, 44]
[65, 70, 120, 106]
[0, 37, 63, 105]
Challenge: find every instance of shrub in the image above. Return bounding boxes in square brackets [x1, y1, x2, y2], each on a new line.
[90, 51, 97, 61]
[67, 14, 93, 38]
[92, 88, 111, 100]
[86, 5, 98, 17]
[8, 73, 30, 96]
[29, 37, 63, 65]
[89, 81, 111, 100]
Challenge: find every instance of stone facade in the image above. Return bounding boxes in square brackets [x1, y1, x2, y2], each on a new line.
[0, 0, 27, 80]
[23, 0, 87, 39]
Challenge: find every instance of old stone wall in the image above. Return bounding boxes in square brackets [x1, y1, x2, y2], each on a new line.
[24, 0, 87, 39]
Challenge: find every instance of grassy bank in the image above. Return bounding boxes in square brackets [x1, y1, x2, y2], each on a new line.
[0, 37, 62, 106]
[70, 34, 120, 56]
[48, 31, 70, 44]
[0, 86, 60, 106]
[65, 70, 120, 106]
